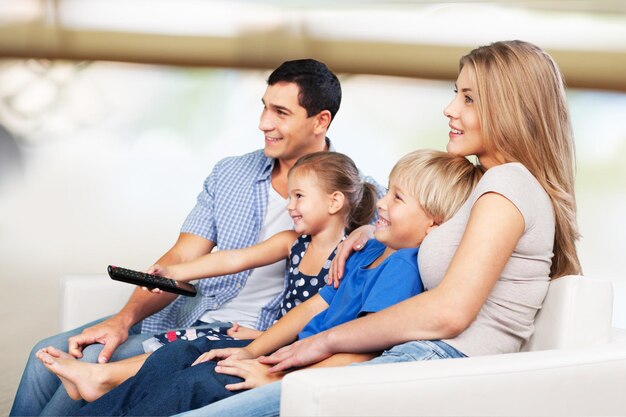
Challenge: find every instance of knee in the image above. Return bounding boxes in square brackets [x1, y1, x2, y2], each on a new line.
[151, 340, 202, 365]
[30, 333, 68, 354]
[80, 343, 104, 363]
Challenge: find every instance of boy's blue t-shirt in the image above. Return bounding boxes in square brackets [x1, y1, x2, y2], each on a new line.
[298, 239, 423, 340]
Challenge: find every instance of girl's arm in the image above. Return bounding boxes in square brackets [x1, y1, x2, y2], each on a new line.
[261, 193, 525, 371]
[152, 230, 298, 282]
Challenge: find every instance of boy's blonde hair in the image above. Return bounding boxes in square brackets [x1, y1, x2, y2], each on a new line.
[389, 150, 483, 224]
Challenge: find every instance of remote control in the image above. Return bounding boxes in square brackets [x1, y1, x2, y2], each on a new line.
[107, 265, 197, 297]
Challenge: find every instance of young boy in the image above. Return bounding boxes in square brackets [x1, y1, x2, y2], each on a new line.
[67, 150, 484, 416]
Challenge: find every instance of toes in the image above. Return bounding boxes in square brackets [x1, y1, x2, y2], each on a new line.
[47, 346, 64, 357]
[38, 352, 56, 366]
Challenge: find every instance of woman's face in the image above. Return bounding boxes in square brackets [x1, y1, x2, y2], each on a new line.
[443, 66, 497, 169]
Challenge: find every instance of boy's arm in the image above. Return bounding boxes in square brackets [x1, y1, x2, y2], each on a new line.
[159, 230, 298, 282]
[244, 294, 329, 358]
[194, 293, 330, 366]
[275, 309, 383, 370]
[308, 352, 379, 368]
[214, 351, 380, 392]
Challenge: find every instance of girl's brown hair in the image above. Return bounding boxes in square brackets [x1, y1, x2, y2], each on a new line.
[289, 152, 377, 234]
[461, 40, 581, 278]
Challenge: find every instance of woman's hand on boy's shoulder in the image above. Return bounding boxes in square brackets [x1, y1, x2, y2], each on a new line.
[329, 225, 375, 288]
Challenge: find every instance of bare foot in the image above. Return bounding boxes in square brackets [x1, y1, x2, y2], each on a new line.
[35, 347, 114, 402]
[36, 347, 81, 400]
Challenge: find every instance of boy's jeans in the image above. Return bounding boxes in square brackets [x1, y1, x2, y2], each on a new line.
[175, 340, 466, 417]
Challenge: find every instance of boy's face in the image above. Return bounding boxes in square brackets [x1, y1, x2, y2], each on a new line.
[374, 181, 436, 250]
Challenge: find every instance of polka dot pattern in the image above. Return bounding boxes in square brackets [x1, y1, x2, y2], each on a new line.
[276, 234, 342, 320]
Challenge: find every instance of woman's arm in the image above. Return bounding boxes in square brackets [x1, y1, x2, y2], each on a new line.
[261, 192, 525, 371]
[151, 230, 298, 282]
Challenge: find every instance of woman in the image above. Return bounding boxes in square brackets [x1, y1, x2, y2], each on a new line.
[174, 40, 582, 417]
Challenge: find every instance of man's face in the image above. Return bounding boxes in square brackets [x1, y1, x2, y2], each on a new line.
[259, 82, 320, 165]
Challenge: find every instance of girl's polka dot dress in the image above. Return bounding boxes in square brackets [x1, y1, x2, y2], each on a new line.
[277, 234, 342, 319]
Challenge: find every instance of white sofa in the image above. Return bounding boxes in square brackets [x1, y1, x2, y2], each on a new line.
[60, 274, 626, 416]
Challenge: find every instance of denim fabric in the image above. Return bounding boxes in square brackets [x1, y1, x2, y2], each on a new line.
[363, 339, 466, 365]
[10, 317, 150, 417]
[74, 338, 252, 416]
[10, 319, 232, 416]
[173, 382, 282, 417]
[174, 340, 465, 417]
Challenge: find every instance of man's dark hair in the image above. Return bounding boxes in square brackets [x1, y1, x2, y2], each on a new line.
[268, 59, 341, 122]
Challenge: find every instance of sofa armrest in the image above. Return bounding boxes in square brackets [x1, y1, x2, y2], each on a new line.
[59, 275, 134, 331]
[281, 329, 626, 416]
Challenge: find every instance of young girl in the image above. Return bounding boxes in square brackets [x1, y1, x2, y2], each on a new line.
[194, 39, 582, 417]
[35, 151, 377, 403]
[60, 150, 482, 416]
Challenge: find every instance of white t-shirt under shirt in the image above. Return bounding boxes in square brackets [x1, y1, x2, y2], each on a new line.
[199, 186, 292, 328]
[418, 163, 555, 357]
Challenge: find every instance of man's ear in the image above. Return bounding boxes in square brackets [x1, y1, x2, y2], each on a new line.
[328, 191, 345, 215]
[313, 110, 332, 134]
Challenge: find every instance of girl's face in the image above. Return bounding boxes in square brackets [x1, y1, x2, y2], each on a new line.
[287, 171, 334, 236]
[443, 66, 497, 169]
[374, 180, 436, 250]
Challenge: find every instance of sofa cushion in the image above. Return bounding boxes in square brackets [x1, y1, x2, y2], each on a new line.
[522, 275, 613, 351]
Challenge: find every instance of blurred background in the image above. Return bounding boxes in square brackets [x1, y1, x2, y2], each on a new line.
[1, 1, 625, 414]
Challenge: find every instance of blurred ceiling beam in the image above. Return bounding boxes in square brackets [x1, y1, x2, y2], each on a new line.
[1, 21, 625, 92]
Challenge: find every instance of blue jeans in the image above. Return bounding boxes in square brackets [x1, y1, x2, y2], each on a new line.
[175, 340, 466, 417]
[10, 318, 232, 416]
[10, 317, 152, 417]
[75, 338, 251, 416]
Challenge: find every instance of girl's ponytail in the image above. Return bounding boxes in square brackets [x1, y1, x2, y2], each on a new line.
[347, 182, 377, 234]
[289, 152, 377, 234]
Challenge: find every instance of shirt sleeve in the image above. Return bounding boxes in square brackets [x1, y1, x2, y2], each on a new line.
[318, 285, 337, 305]
[359, 257, 423, 316]
[471, 164, 549, 235]
[180, 162, 219, 242]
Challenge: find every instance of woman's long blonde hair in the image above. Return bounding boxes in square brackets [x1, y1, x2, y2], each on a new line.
[461, 40, 581, 278]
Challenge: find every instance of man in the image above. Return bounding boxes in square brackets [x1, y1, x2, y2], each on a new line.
[11, 59, 381, 416]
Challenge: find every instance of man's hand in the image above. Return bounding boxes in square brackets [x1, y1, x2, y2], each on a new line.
[257, 332, 333, 373]
[67, 315, 131, 363]
[328, 225, 375, 288]
[214, 358, 285, 391]
[192, 347, 254, 366]
[226, 322, 262, 340]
